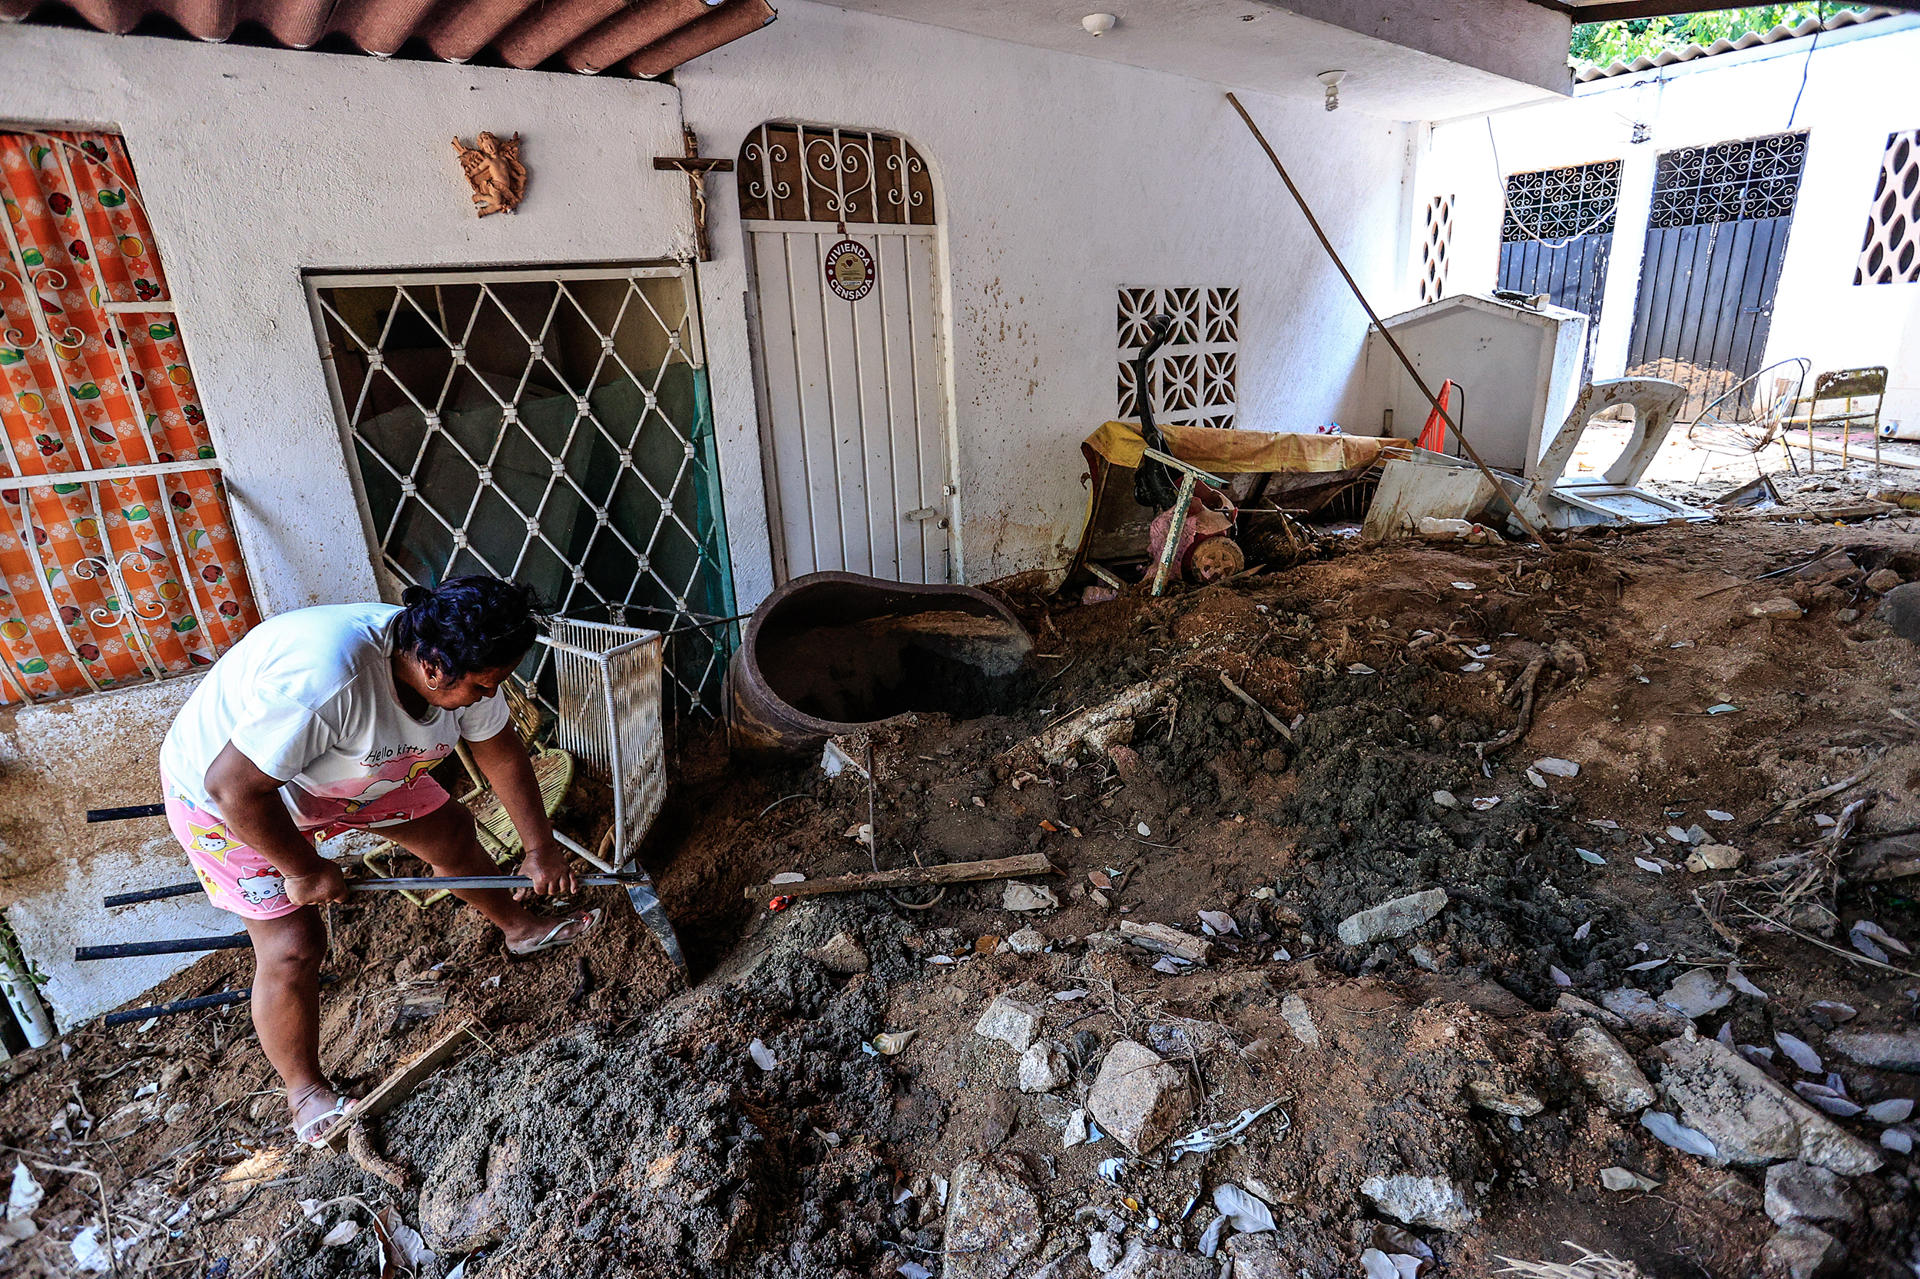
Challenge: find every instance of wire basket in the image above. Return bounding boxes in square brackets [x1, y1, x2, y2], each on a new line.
[540, 619, 667, 867]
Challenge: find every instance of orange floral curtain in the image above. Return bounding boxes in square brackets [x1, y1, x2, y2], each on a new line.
[0, 130, 258, 703]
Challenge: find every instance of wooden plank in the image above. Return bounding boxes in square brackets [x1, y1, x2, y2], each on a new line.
[744, 852, 1057, 902]
[324, 1014, 484, 1150]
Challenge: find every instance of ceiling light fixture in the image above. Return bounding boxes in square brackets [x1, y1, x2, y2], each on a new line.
[1082, 12, 1117, 36]
[1318, 69, 1347, 111]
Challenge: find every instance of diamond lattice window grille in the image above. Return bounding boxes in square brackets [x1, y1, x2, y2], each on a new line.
[1420, 194, 1455, 304]
[307, 265, 736, 718]
[1502, 160, 1620, 244]
[1116, 286, 1239, 430]
[1856, 130, 1920, 285]
[1649, 132, 1806, 230]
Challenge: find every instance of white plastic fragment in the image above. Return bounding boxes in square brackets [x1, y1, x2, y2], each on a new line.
[70, 1225, 112, 1274]
[1641, 1110, 1718, 1159]
[1527, 769, 1547, 788]
[1472, 797, 1502, 812]
[1776, 1032, 1823, 1073]
[3, 1162, 43, 1247]
[1573, 921, 1592, 941]
[1705, 703, 1740, 715]
[1212, 1183, 1277, 1233]
[1450, 581, 1477, 591]
[1869, 1099, 1915, 1124]
[1098, 1157, 1125, 1183]
[1054, 989, 1089, 1002]
[1461, 662, 1486, 673]
[749, 1038, 779, 1071]
[1706, 810, 1734, 822]
[1136, 822, 1152, 837]
[769, 872, 806, 885]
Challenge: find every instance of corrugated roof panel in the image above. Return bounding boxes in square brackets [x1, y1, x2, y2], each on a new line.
[0, 0, 775, 76]
[1576, 6, 1897, 81]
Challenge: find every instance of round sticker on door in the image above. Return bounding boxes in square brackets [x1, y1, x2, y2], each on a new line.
[824, 239, 875, 301]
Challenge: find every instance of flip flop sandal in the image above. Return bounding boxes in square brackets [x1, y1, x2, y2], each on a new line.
[507, 907, 602, 957]
[293, 1095, 354, 1149]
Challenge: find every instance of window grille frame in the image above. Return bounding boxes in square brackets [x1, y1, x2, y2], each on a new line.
[303, 261, 738, 716]
[1648, 131, 1807, 230]
[1501, 159, 1621, 245]
[0, 127, 258, 705]
[1420, 194, 1455, 304]
[1856, 129, 1920, 285]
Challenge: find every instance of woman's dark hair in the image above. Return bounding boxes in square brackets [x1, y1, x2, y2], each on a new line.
[394, 576, 543, 680]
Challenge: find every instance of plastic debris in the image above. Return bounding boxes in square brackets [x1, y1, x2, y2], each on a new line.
[845, 822, 874, 848]
[1705, 703, 1740, 715]
[1577, 848, 1607, 866]
[749, 1038, 779, 1071]
[69, 1225, 111, 1274]
[1624, 957, 1669, 972]
[1213, 1183, 1277, 1233]
[1600, 1167, 1660, 1193]
[1168, 1099, 1288, 1162]
[1526, 769, 1547, 788]
[4, 1162, 43, 1248]
[1461, 662, 1486, 673]
[1471, 797, 1502, 812]
[1573, 921, 1592, 941]
[1641, 1110, 1717, 1159]
[1098, 1157, 1125, 1183]
[1054, 989, 1089, 1002]
[767, 895, 793, 912]
[1151, 956, 1187, 974]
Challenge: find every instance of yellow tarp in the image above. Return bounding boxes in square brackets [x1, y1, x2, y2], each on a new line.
[1081, 421, 1409, 475]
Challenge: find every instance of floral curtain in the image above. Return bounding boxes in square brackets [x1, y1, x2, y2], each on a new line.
[0, 130, 258, 703]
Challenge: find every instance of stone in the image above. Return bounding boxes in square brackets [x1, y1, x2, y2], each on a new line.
[1881, 581, 1920, 642]
[1600, 987, 1689, 1033]
[1007, 926, 1047, 956]
[1764, 1161, 1864, 1228]
[1086, 1039, 1193, 1155]
[1564, 1024, 1657, 1114]
[1221, 1235, 1292, 1279]
[1685, 843, 1745, 872]
[1557, 992, 1630, 1030]
[1865, 568, 1904, 594]
[1827, 1030, 1920, 1072]
[1103, 1241, 1212, 1279]
[1336, 888, 1448, 946]
[1019, 1041, 1072, 1094]
[1358, 1174, 1474, 1230]
[804, 931, 869, 975]
[1761, 1223, 1847, 1279]
[1030, 1253, 1097, 1279]
[1279, 994, 1320, 1049]
[1656, 1033, 1883, 1174]
[1119, 920, 1212, 963]
[1750, 595, 1804, 619]
[1004, 882, 1061, 912]
[1661, 969, 1734, 1018]
[976, 989, 1045, 1053]
[944, 1154, 1044, 1279]
[1087, 1231, 1123, 1272]
[419, 1132, 521, 1253]
[1468, 1079, 1543, 1117]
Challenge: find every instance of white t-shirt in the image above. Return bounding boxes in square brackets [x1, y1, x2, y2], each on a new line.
[160, 602, 512, 823]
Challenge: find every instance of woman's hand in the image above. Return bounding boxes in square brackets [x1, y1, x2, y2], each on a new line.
[516, 841, 578, 899]
[284, 863, 350, 907]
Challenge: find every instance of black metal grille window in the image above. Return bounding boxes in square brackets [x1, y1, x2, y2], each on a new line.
[1501, 160, 1620, 244]
[1650, 132, 1807, 230]
[1857, 130, 1920, 285]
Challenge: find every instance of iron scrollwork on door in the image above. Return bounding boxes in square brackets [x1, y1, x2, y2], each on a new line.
[739, 124, 936, 226]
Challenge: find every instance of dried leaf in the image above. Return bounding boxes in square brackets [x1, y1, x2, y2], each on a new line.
[1794, 1085, 1863, 1118]
[1634, 857, 1664, 874]
[1854, 919, 1913, 956]
[871, 1031, 916, 1055]
[322, 1221, 361, 1247]
[1577, 848, 1607, 866]
[1884, 1128, 1915, 1154]
[1550, 966, 1572, 987]
[1600, 1166, 1660, 1192]
[1197, 910, 1239, 936]
[1641, 1110, 1717, 1159]
[1573, 921, 1592, 941]
[1869, 1099, 1915, 1124]
[1810, 1000, 1858, 1023]
[1625, 957, 1670, 972]
[1213, 1183, 1276, 1233]
[1725, 967, 1769, 1000]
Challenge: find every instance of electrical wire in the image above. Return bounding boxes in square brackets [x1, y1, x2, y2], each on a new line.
[1485, 118, 1619, 250]
[1787, 1, 1826, 130]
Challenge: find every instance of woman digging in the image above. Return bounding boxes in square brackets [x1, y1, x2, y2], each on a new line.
[157, 576, 598, 1148]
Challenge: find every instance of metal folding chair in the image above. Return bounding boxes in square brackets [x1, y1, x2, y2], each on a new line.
[1685, 356, 1809, 480]
[1804, 367, 1888, 474]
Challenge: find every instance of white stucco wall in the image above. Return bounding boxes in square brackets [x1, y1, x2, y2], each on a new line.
[0, 26, 697, 617]
[1419, 17, 1920, 430]
[681, 0, 1419, 586]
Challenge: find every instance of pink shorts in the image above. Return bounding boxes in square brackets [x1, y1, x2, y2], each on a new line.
[162, 772, 452, 920]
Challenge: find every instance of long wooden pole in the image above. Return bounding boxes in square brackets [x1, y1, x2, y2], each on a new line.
[1224, 92, 1551, 547]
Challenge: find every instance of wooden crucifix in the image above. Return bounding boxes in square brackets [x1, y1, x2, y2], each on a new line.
[654, 127, 735, 262]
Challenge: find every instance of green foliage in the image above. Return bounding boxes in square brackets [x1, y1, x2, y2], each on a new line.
[1570, 4, 1866, 68]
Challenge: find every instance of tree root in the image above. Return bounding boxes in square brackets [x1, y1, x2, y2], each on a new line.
[347, 1121, 409, 1189]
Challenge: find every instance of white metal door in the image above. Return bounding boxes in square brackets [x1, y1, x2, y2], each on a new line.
[739, 124, 952, 584]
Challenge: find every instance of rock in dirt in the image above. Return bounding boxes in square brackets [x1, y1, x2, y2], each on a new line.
[1103, 1241, 1213, 1279]
[1004, 882, 1061, 912]
[1468, 1079, 1544, 1118]
[1661, 969, 1734, 1019]
[1826, 1030, 1920, 1071]
[1685, 844, 1745, 873]
[1119, 920, 1212, 963]
[1656, 1033, 1884, 1174]
[1086, 1039, 1193, 1155]
[803, 931, 870, 975]
[1019, 1041, 1071, 1094]
[976, 989, 1045, 1053]
[419, 1132, 520, 1252]
[1764, 1161, 1864, 1228]
[1357, 1173, 1474, 1230]
[1750, 595, 1805, 619]
[944, 1154, 1044, 1279]
[1031, 1252, 1097, 1279]
[1557, 992, 1630, 1031]
[1335, 888, 1448, 947]
[1221, 1235, 1293, 1279]
[1279, 994, 1320, 1049]
[1883, 581, 1920, 642]
[1762, 1222, 1848, 1279]
[1087, 1230, 1123, 1272]
[1007, 926, 1047, 956]
[1600, 987, 1690, 1034]
[1564, 1023, 1656, 1114]
[1865, 568, 1904, 594]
